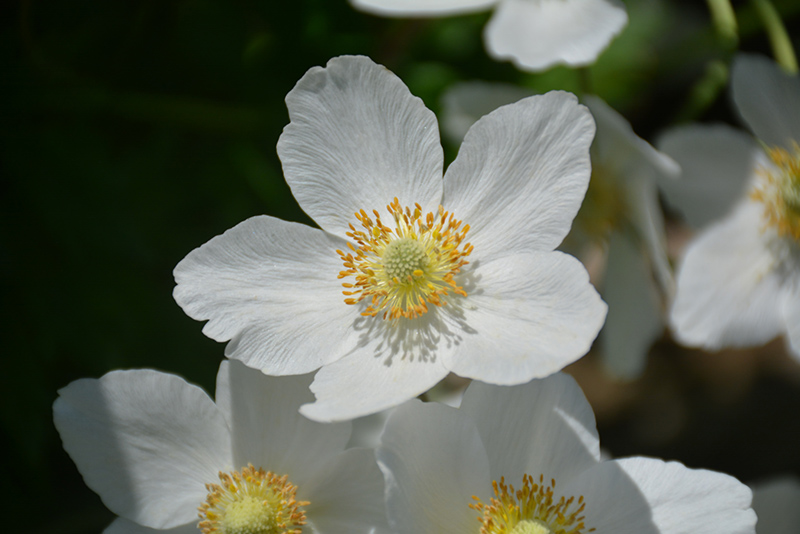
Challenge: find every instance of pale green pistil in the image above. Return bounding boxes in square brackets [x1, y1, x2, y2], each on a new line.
[382, 237, 427, 281]
[509, 519, 553, 534]
[220, 496, 279, 534]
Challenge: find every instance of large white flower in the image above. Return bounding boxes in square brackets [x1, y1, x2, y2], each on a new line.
[349, 0, 628, 72]
[442, 82, 678, 379]
[658, 54, 800, 360]
[377, 373, 756, 534]
[53, 361, 387, 534]
[173, 55, 606, 422]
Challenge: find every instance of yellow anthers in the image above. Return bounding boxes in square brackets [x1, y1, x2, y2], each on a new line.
[198, 464, 309, 534]
[338, 197, 473, 320]
[752, 142, 800, 241]
[470, 474, 594, 534]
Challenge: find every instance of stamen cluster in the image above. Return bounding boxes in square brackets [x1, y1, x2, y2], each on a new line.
[752, 143, 800, 241]
[198, 464, 308, 534]
[470, 474, 594, 534]
[337, 197, 473, 320]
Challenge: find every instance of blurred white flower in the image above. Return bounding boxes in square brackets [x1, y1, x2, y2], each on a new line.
[659, 54, 800, 361]
[377, 373, 756, 534]
[173, 56, 606, 422]
[349, 0, 627, 72]
[53, 361, 386, 534]
[442, 82, 678, 379]
[751, 476, 800, 534]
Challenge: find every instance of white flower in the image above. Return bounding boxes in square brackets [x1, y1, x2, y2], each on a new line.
[53, 360, 387, 534]
[751, 476, 800, 534]
[658, 54, 800, 360]
[349, 0, 627, 72]
[376, 373, 756, 534]
[173, 55, 606, 422]
[442, 82, 678, 379]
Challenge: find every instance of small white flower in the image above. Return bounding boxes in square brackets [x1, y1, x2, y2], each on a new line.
[53, 361, 387, 534]
[377, 373, 756, 534]
[173, 56, 606, 422]
[659, 54, 800, 360]
[751, 476, 800, 534]
[442, 82, 678, 379]
[349, 0, 628, 72]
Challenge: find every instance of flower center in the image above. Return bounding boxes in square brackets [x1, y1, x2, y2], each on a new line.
[198, 465, 308, 534]
[337, 197, 473, 320]
[470, 474, 594, 534]
[752, 142, 800, 241]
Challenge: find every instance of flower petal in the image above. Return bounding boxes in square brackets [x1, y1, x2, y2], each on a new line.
[459, 375, 600, 486]
[299, 320, 452, 421]
[376, 400, 491, 534]
[53, 370, 232, 529]
[782, 287, 800, 361]
[732, 54, 800, 150]
[566, 457, 755, 534]
[302, 448, 388, 534]
[444, 251, 606, 384]
[350, 0, 497, 17]
[600, 231, 663, 379]
[277, 55, 444, 239]
[670, 201, 786, 350]
[214, 360, 352, 487]
[444, 91, 595, 256]
[657, 124, 761, 228]
[173, 215, 359, 375]
[484, 0, 627, 71]
[104, 518, 198, 534]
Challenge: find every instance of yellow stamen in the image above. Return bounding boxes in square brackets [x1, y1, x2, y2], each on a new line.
[752, 142, 800, 241]
[338, 197, 473, 320]
[470, 474, 594, 534]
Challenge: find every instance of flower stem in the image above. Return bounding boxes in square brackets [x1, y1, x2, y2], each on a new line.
[706, 0, 739, 46]
[751, 0, 798, 73]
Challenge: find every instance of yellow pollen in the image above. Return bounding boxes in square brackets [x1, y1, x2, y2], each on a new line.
[470, 474, 594, 534]
[752, 142, 800, 241]
[198, 464, 309, 534]
[337, 197, 473, 320]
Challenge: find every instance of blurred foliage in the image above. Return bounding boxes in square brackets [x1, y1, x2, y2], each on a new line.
[2, 0, 800, 532]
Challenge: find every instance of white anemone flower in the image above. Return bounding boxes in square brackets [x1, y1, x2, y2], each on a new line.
[173, 56, 606, 422]
[658, 54, 800, 360]
[442, 82, 678, 379]
[53, 361, 387, 534]
[377, 373, 756, 534]
[349, 0, 627, 72]
[751, 477, 800, 534]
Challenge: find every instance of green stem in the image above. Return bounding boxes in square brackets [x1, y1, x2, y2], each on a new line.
[751, 0, 798, 73]
[706, 0, 739, 45]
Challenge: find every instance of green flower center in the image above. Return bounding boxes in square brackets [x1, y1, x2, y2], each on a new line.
[383, 237, 428, 281]
[752, 142, 800, 241]
[509, 519, 553, 534]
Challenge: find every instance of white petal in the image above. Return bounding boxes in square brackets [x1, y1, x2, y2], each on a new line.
[173, 215, 360, 375]
[671, 201, 786, 350]
[732, 54, 800, 150]
[459, 375, 600, 486]
[567, 457, 755, 534]
[53, 370, 232, 529]
[376, 400, 490, 534]
[751, 476, 800, 534]
[214, 360, 352, 487]
[444, 251, 606, 384]
[302, 448, 388, 534]
[444, 91, 595, 257]
[484, 0, 627, 71]
[350, 0, 496, 17]
[277, 55, 444, 239]
[600, 231, 663, 379]
[300, 320, 452, 421]
[104, 518, 197, 534]
[440, 81, 534, 146]
[657, 124, 761, 228]
[782, 287, 800, 361]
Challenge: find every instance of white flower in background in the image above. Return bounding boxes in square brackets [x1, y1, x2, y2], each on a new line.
[377, 373, 756, 534]
[658, 54, 800, 361]
[751, 477, 800, 534]
[173, 56, 606, 422]
[53, 361, 386, 534]
[442, 82, 678, 379]
[349, 0, 627, 72]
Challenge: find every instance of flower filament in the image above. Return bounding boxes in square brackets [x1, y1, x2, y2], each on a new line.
[470, 474, 594, 534]
[198, 464, 308, 534]
[752, 142, 800, 241]
[337, 197, 473, 320]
